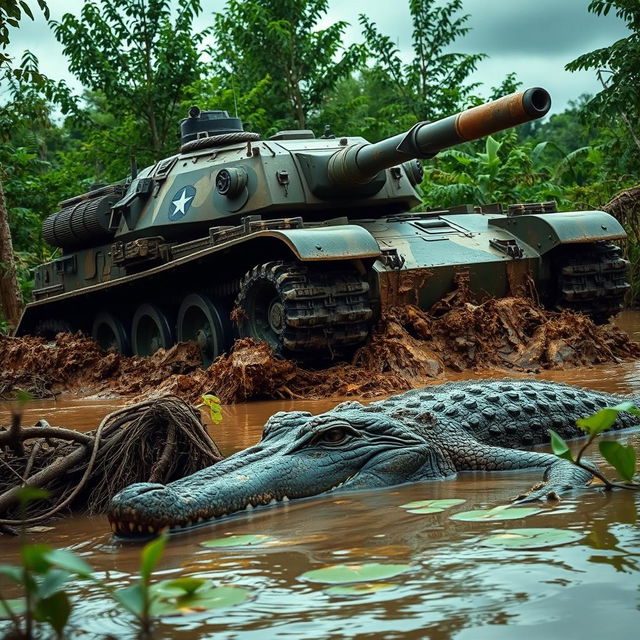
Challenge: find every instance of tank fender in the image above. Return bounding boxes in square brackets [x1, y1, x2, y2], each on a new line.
[255, 224, 381, 261]
[489, 211, 626, 254]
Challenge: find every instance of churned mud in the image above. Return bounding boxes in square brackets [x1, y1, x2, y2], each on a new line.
[1, 298, 639, 404]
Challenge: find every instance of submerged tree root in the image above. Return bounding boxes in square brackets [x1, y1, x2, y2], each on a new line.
[0, 396, 222, 528]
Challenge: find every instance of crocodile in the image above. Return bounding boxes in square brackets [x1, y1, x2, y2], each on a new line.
[108, 379, 640, 537]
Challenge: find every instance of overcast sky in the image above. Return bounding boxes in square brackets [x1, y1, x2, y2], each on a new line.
[4, 0, 630, 116]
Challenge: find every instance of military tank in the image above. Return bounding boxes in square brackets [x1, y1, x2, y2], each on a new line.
[16, 87, 630, 364]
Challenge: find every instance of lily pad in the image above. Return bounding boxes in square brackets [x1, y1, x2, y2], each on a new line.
[324, 582, 398, 595]
[150, 582, 250, 616]
[400, 498, 466, 514]
[481, 528, 585, 550]
[200, 534, 276, 548]
[450, 506, 542, 522]
[299, 562, 412, 584]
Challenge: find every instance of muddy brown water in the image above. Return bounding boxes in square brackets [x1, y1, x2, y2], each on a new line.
[2, 313, 640, 638]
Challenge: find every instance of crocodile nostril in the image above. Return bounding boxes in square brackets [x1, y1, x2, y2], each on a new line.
[134, 484, 168, 495]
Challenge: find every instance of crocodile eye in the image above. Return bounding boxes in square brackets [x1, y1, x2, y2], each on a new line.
[319, 427, 349, 444]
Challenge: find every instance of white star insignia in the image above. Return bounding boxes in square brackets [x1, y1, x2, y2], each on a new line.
[172, 188, 194, 216]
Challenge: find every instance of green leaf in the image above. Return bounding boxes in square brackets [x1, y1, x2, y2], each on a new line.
[599, 440, 637, 482]
[549, 429, 574, 462]
[0, 598, 26, 618]
[481, 527, 584, 550]
[34, 591, 71, 634]
[44, 549, 94, 578]
[15, 389, 32, 405]
[200, 394, 223, 424]
[21, 544, 53, 573]
[399, 498, 466, 514]
[113, 583, 145, 618]
[140, 531, 167, 582]
[0, 565, 23, 583]
[485, 136, 501, 163]
[450, 507, 542, 522]
[299, 563, 412, 584]
[324, 582, 398, 596]
[36, 568, 71, 599]
[16, 486, 49, 506]
[200, 534, 276, 548]
[577, 408, 621, 436]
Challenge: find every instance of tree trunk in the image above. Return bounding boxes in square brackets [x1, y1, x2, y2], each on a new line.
[0, 180, 22, 330]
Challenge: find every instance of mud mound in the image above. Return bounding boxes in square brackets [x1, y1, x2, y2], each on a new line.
[1, 296, 638, 404]
[0, 333, 202, 399]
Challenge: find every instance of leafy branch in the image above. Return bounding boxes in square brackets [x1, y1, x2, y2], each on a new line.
[549, 402, 639, 490]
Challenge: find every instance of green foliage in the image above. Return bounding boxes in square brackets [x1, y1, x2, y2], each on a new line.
[549, 403, 640, 487]
[210, 0, 363, 129]
[0, 1, 49, 67]
[566, 2, 640, 124]
[421, 130, 567, 209]
[360, 0, 486, 122]
[113, 531, 168, 635]
[51, 0, 204, 157]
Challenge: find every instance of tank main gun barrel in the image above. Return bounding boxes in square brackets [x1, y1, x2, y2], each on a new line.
[327, 87, 551, 185]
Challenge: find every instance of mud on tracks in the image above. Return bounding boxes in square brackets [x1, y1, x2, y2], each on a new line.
[1, 297, 638, 404]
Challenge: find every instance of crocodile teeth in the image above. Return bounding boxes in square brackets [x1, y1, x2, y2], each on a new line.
[245, 504, 254, 511]
[282, 496, 290, 502]
[269, 498, 277, 505]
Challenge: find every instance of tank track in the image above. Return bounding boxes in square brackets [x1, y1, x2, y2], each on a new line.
[556, 242, 630, 323]
[236, 261, 372, 356]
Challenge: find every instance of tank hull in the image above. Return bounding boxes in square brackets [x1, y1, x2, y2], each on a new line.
[17, 208, 629, 359]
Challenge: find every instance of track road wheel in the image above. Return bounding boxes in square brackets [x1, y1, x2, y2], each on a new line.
[92, 311, 130, 355]
[234, 261, 372, 359]
[177, 294, 231, 368]
[554, 241, 630, 324]
[34, 318, 72, 339]
[131, 303, 173, 356]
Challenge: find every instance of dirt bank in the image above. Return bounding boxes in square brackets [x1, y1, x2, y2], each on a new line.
[1, 297, 638, 404]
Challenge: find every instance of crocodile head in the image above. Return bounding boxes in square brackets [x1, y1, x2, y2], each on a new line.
[108, 401, 454, 537]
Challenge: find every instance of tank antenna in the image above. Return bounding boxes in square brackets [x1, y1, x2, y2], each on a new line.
[231, 72, 238, 118]
[130, 154, 138, 179]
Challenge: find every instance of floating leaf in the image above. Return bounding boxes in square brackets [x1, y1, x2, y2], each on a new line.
[599, 440, 637, 482]
[325, 582, 398, 595]
[299, 563, 412, 585]
[150, 583, 250, 616]
[450, 507, 542, 522]
[549, 429, 574, 462]
[481, 528, 584, 550]
[152, 577, 206, 597]
[200, 394, 223, 425]
[200, 534, 275, 548]
[400, 498, 466, 514]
